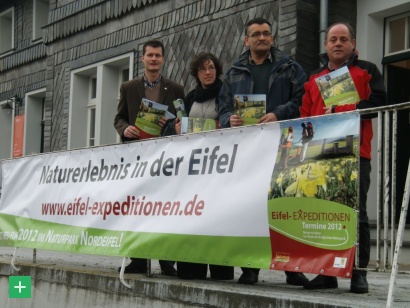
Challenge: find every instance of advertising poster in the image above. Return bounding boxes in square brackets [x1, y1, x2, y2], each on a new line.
[0, 113, 359, 277]
[268, 113, 359, 277]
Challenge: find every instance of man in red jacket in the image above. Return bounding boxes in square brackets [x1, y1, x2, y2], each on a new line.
[300, 22, 386, 293]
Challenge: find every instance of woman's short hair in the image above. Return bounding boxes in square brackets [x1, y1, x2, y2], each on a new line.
[190, 52, 223, 84]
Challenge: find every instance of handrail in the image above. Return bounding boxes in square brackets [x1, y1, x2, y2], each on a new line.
[359, 101, 410, 114]
[365, 101, 410, 307]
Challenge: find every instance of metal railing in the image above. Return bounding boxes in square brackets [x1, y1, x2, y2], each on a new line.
[2, 102, 410, 307]
[112, 101, 410, 306]
[359, 102, 410, 307]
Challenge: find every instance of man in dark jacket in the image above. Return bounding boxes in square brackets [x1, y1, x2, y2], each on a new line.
[114, 39, 185, 142]
[301, 22, 386, 294]
[218, 17, 308, 286]
[114, 39, 185, 275]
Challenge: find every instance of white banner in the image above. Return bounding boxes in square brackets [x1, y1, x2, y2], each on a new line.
[0, 124, 280, 237]
[0, 113, 360, 273]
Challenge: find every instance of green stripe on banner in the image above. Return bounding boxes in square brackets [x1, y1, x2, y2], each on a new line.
[0, 213, 272, 269]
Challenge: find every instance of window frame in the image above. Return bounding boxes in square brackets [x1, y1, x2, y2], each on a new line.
[87, 76, 97, 147]
[0, 99, 14, 159]
[385, 12, 410, 57]
[33, 0, 49, 41]
[0, 7, 15, 55]
[68, 52, 134, 149]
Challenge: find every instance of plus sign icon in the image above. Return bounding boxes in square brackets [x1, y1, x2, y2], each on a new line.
[9, 276, 32, 298]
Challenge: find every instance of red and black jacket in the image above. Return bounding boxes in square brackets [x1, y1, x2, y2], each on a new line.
[300, 52, 386, 160]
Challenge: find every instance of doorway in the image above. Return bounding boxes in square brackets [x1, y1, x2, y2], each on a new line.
[387, 61, 410, 224]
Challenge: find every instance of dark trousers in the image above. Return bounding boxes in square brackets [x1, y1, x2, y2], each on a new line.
[241, 268, 296, 277]
[178, 262, 234, 280]
[358, 158, 371, 269]
[241, 267, 260, 275]
[130, 257, 175, 269]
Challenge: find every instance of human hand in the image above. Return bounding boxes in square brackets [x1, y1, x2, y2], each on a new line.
[158, 116, 168, 127]
[258, 112, 277, 123]
[324, 107, 332, 114]
[124, 125, 140, 139]
[175, 119, 182, 135]
[230, 114, 244, 127]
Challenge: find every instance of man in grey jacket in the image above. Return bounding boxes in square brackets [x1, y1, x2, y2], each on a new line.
[218, 17, 308, 285]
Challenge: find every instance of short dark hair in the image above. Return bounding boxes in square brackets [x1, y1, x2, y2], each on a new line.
[190, 52, 223, 84]
[143, 39, 165, 56]
[245, 17, 272, 36]
[325, 22, 356, 40]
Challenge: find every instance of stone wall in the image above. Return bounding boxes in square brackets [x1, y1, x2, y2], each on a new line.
[1, 0, 357, 153]
[296, 0, 357, 73]
[45, 0, 288, 152]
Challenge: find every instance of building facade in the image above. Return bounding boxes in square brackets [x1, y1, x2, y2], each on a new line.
[0, 0, 409, 224]
[0, 0, 358, 155]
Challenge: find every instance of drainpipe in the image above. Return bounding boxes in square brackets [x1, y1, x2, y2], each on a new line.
[319, 0, 328, 56]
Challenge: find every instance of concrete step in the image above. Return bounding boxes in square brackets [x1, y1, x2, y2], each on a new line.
[1, 248, 410, 308]
[369, 225, 410, 268]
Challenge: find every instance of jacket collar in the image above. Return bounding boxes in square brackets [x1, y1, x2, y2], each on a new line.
[237, 47, 288, 66]
[319, 51, 358, 70]
[136, 76, 170, 104]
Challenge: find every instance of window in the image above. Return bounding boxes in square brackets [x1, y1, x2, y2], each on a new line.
[385, 13, 410, 55]
[68, 53, 134, 149]
[122, 68, 130, 83]
[90, 77, 97, 99]
[0, 99, 13, 190]
[88, 77, 97, 146]
[0, 8, 14, 54]
[88, 107, 96, 146]
[0, 100, 13, 159]
[33, 0, 49, 41]
[25, 89, 46, 155]
[116, 67, 131, 143]
[116, 67, 130, 103]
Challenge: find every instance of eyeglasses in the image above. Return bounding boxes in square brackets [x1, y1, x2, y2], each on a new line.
[198, 66, 216, 73]
[248, 31, 272, 38]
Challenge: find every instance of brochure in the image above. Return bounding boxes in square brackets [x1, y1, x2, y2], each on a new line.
[181, 117, 218, 134]
[234, 94, 266, 125]
[135, 98, 168, 139]
[165, 111, 176, 120]
[315, 66, 360, 107]
[173, 99, 187, 120]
